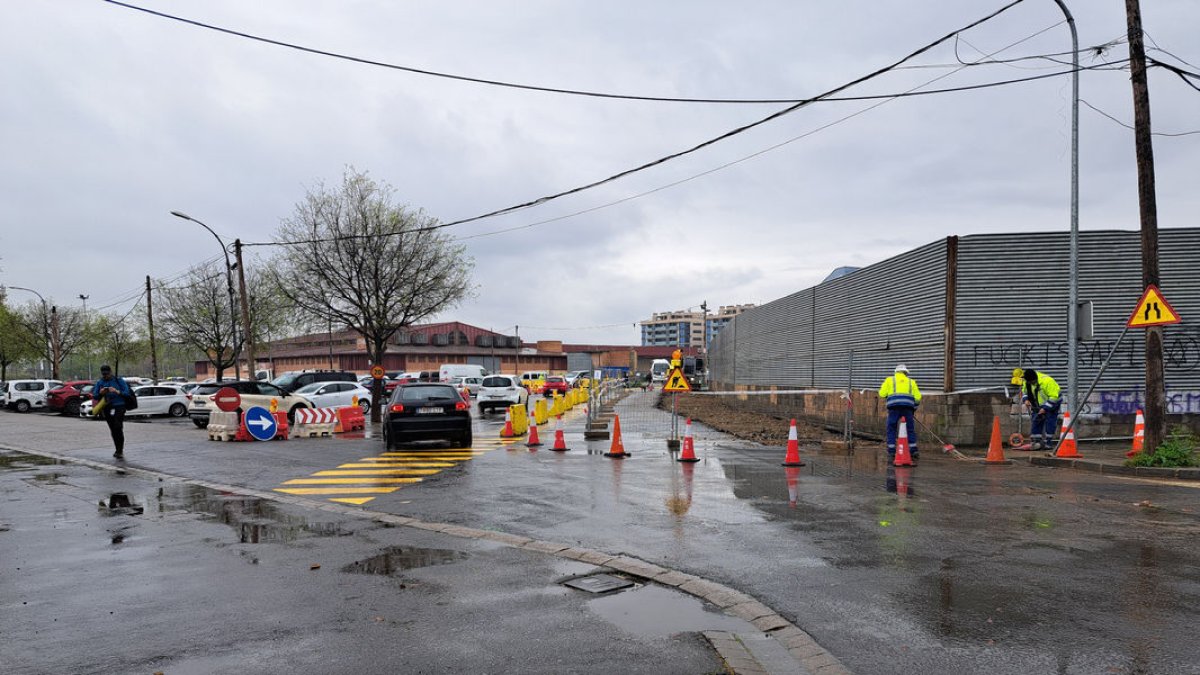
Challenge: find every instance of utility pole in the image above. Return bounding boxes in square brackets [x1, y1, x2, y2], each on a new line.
[78, 294, 91, 379]
[145, 276, 159, 381]
[234, 239, 256, 380]
[50, 306, 61, 380]
[1124, 0, 1165, 452]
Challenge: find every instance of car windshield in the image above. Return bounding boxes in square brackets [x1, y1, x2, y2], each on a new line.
[293, 383, 327, 395]
[194, 384, 224, 396]
[482, 376, 513, 388]
[398, 385, 459, 402]
[270, 373, 299, 389]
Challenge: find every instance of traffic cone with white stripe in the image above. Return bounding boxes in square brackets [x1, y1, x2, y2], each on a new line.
[526, 409, 543, 448]
[678, 418, 699, 463]
[500, 408, 515, 438]
[550, 416, 569, 452]
[1126, 409, 1146, 457]
[781, 419, 805, 466]
[893, 417, 914, 466]
[1055, 411, 1082, 458]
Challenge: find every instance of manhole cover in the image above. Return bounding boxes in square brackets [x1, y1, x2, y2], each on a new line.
[563, 573, 635, 594]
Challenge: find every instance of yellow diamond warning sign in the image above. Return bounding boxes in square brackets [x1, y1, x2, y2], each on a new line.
[1127, 285, 1182, 328]
[662, 368, 692, 392]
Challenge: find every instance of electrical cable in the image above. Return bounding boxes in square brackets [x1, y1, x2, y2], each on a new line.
[1149, 57, 1200, 93]
[240, 0, 1032, 248]
[1081, 98, 1200, 137]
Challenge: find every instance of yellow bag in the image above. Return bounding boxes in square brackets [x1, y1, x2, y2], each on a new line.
[92, 396, 108, 418]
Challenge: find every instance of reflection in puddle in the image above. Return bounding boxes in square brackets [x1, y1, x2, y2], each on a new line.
[588, 584, 749, 636]
[342, 546, 468, 575]
[156, 484, 345, 544]
[0, 453, 62, 470]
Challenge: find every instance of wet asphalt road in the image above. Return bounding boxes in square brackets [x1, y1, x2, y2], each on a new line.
[5, 394, 1200, 674]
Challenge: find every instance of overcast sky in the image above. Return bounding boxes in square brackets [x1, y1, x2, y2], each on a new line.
[2, 0, 1197, 345]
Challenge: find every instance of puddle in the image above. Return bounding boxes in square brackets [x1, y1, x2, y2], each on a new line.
[154, 484, 346, 544]
[30, 473, 66, 484]
[0, 453, 62, 470]
[341, 546, 468, 575]
[587, 583, 751, 636]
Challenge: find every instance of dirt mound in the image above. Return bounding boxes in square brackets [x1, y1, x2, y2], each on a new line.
[656, 391, 845, 445]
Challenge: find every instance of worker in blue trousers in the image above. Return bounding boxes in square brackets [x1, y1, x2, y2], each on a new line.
[1020, 368, 1062, 450]
[879, 364, 921, 464]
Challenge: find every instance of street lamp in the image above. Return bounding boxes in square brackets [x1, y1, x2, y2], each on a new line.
[10, 285, 57, 379]
[171, 210, 240, 379]
[1050, 0, 1081, 418]
[79, 294, 91, 379]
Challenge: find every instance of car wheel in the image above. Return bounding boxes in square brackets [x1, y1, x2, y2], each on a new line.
[288, 405, 306, 424]
[169, 403, 187, 417]
[64, 400, 80, 417]
[383, 426, 394, 450]
[192, 418, 207, 428]
[15, 400, 30, 413]
[461, 431, 473, 449]
[358, 399, 370, 413]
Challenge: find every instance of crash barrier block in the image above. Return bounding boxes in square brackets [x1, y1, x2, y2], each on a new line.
[273, 411, 289, 440]
[235, 418, 254, 442]
[207, 425, 237, 442]
[294, 408, 337, 425]
[534, 399, 549, 426]
[209, 411, 240, 427]
[508, 404, 529, 436]
[294, 422, 336, 438]
[335, 405, 365, 433]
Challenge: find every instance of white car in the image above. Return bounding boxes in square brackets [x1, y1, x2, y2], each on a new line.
[293, 381, 372, 411]
[477, 375, 529, 414]
[4, 379, 64, 413]
[450, 376, 483, 397]
[81, 384, 191, 418]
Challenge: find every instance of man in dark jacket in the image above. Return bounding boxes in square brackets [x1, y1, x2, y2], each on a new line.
[94, 365, 131, 459]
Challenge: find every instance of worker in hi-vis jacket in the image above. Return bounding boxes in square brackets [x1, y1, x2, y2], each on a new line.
[878, 364, 921, 464]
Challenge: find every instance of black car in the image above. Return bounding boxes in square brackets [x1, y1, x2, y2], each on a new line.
[383, 383, 472, 449]
[270, 370, 358, 394]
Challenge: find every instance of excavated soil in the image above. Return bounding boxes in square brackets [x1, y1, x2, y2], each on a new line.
[656, 391, 852, 446]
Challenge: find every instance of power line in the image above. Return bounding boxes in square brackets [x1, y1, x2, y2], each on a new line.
[242, 0, 1032, 249]
[1081, 98, 1200, 137]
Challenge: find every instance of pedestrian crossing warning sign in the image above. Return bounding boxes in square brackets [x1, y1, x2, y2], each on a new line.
[663, 368, 692, 392]
[1127, 285, 1182, 328]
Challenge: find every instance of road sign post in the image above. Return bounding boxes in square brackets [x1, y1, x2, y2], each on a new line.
[662, 368, 691, 450]
[243, 406, 277, 441]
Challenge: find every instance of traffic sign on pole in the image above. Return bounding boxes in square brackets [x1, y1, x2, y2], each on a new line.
[662, 368, 692, 392]
[371, 365, 385, 379]
[243, 406, 277, 441]
[1127, 285, 1181, 328]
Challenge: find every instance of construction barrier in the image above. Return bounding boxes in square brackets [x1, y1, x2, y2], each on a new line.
[207, 411, 240, 442]
[509, 404, 529, 436]
[272, 411, 289, 439]
[335, 405, 365, 433]
[534, 398, 549, 426]
[294, 407, 337, 438]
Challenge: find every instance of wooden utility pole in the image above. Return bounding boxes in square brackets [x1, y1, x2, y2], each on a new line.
[49, 305, 61, 379]
[146, 275, 159, 381]
[1125, 0, 1166, 452]
[234, 240, 256, 380]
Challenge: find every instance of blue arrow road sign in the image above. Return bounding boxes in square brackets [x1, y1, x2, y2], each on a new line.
[244, 406, 277, 441]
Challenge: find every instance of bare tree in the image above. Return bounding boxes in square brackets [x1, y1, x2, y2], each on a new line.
[269, 168, 473, 421]
[90, 312, 146, 376]
[16, 301, 88, 379]
[156, 262, 240, 380]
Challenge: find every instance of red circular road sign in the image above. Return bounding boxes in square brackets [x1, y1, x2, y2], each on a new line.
[371, 365, 385, 380]
[213, 386, 241, 412]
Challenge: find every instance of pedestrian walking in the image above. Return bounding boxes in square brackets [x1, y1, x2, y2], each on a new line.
[1020, 368, 1061, 450]
[878, 364, 921, 464]
[94, 364, 132, 459]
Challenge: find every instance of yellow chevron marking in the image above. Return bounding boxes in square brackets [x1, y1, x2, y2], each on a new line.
[329, 497, 375, 505]
[338, 463, 454, 469]
[283, 477, 424, 485]
[313, 469, 442, 476]
[274, 487, 401, 495]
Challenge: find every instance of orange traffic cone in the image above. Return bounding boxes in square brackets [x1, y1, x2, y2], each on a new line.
[550, 417, 569, 451]
[785, 466, 800, 507]
[500, 408, 515, 438]
[782, 419, 805, 466]
[1126, 409, 1146, 457]
[1055, 412, 1082, 458]
[604, 414, 629, 458]
[678, 418, 699, 463]
[526, 410, 543, 448]
[984, 415, 1012, 465]
[893, 417, 914, 466]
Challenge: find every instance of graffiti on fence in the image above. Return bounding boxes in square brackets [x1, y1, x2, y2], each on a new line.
[970, 331, 1200, 373]
[1094, 389, 1200, 415]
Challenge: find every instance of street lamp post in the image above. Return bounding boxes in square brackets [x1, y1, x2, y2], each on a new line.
[1051, 0, 1081, 419]
[170, 211, 240, 380]
[79, 294, 91, 379]
[10, 286, 58, 379]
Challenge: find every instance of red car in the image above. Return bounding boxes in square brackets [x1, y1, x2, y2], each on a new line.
[46, 380, 95, 416]
[541, 376, 570, 397]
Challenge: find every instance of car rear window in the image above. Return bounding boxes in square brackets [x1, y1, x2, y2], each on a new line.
[193, 384, 223, 396]
[547, 377, 565, 383]
[398, 385, 460, 402]
[482, 376, 513, 387]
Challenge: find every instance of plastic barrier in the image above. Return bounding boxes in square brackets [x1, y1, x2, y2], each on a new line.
[508, 404, 529, 436]
[534, 399, 549, 426]
[335, 405, 365, 433]
[207, 410, 240, 442]
[294, 407, 338, 438]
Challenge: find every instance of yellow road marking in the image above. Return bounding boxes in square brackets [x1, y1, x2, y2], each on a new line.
[338, 463, 454, 468]
[357, 457, 466, 463]
[329, 497, 376, 505]
[283, 477, 424, 485]
[313, 469, 442, 476]
[274, 487, 401, 495]
[378, 453, 483, 458]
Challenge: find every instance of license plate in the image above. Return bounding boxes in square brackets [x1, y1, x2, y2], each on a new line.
[416, 407, 443, 414]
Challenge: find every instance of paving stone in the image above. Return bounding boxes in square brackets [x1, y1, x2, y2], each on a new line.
[727, 601, 776, 622]
[406, 520, 451, 532]
[779, 632, 820, 651]
[577, 550, 616, 565]
[751, 614, 792, 632]
[440, 525, 490, 539]
[556, 547, 596, 561]
[812, 663, 852, 675]
[650, 570, 695, 587]
[679, 578, 728, 599]
[771, 625, 806, 642]
[521, 539, 572, 554]
[476, 531, 532, 546]
[605, 556, 668, 578]
[788, 642, 828, 660]
[801, 653, 841, 671]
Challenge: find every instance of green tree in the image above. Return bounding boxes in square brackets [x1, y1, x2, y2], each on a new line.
[268, 168, 473, 421]
[90, 312, 147, 376]
[0, 302, 37, 381]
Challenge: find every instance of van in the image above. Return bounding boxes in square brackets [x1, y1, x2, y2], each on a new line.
[4, 379, 64, 413]
[439, 364, 488, 382]
[518, 371, 549, 393]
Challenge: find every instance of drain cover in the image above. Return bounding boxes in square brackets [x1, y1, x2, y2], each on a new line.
[563, 573, 635, 594]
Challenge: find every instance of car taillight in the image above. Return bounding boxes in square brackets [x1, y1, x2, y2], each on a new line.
[390, 404, 405, 413]
[455, 401, 469, 411]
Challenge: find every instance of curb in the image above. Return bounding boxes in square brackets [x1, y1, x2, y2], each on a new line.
[1028, 456, 1200, 479]
[2, 445, 850, 675]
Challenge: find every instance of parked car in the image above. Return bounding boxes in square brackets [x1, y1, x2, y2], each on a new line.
[4, 379, 64, 413]
[450, 376, 483, 397]
[187, 380, 313, 428]
[359, 375, 401, 394]
[81, 384, 190, 418]
[477, 375, 529, 415]
[439, 363, 487, 382]
[180, 382, 203, 396]
[46, 380, 95, 416]
[518, 371, 549, 393]
[270, 370, 358, 394]
[565, 370, 592, 386]
[541, 376, 570, 397]
[382, 383, 472, 449]
[294, 382, 371, 411]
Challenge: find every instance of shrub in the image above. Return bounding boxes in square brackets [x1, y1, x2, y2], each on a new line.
[1125, 427, 1200, 468]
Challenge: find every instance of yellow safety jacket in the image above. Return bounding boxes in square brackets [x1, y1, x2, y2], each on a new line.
[879, 373, 921, 409]
[1023, 372, 1061, 408]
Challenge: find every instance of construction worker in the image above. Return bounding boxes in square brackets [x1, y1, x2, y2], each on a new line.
[1021, 368, 1061, 450]
[878, 364, 920, 464]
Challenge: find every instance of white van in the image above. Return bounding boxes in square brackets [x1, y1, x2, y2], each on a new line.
[4, 379, 64, 413]
[439, 364, 488, 382]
